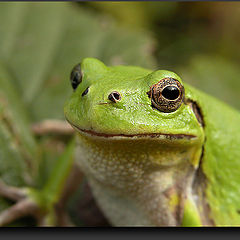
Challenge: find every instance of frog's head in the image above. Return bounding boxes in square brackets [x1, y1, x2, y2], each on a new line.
[64, 58, 204, 165]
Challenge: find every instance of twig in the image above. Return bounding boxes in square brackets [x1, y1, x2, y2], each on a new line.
[31, 120, 74, 136]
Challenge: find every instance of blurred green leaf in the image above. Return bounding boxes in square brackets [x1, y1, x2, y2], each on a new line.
[0, 2, 156, 121]
[0, 64, 38, 226]
[87, 2, 177, 29]
[0, 2, 157, 226]
[177, 55, 240, 110]
[0, 64, 38, 186]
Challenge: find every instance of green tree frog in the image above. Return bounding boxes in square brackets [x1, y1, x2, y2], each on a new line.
[64, 58, 240, 226]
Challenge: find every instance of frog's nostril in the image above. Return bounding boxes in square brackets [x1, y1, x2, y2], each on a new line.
[82, 87, 89, 96]
[108, 91, 121, 103]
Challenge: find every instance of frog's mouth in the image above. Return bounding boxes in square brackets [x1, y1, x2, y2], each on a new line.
[66, 119, 196, 140]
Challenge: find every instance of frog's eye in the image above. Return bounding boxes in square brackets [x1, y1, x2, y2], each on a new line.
[108, 91, 121, 103]
[148, 78, 184, 113]
[70, 63, 82, 90]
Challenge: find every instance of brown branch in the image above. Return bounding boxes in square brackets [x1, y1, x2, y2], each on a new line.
[31, 120, 74, 136]
[0, 180, 27, 201]
[0, 199, 38, 226]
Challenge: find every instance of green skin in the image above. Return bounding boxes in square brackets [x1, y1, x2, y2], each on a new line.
[64, 58, 240, 226]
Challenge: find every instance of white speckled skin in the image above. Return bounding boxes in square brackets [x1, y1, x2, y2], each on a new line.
[75, 132, 202, 226]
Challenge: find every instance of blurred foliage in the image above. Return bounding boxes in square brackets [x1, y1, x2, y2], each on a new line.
[86, 2, 178, 29]
[88, 2, 240, 109]
[0, 1, 239, 226]
[0, 2, 156, 122]
[0, 2, 156, 226]
[0, 1, 156, 180]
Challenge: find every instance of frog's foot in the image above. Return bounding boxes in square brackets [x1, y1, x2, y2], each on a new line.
[0, 180, 42, 226]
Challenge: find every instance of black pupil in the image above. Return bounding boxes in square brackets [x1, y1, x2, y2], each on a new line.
[162, 86, 180, 100]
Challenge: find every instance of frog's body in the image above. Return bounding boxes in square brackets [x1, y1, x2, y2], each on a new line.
[64, 58, 240, 226]
[75, 133, 202, 226]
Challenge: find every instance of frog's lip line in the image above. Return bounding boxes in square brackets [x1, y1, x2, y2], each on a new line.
[66, 119, 196, 140]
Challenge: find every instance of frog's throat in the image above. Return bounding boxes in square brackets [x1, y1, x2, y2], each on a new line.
[66, 119, 197, 140]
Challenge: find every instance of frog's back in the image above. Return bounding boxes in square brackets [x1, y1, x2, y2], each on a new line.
[186, 85, 240, 226]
